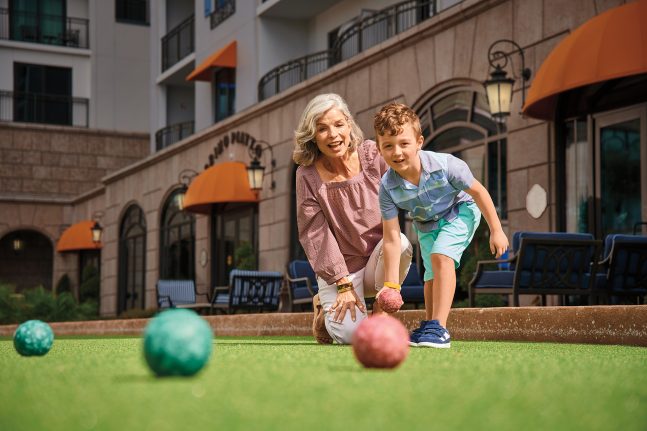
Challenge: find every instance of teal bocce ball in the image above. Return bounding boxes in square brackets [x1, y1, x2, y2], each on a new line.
[14, 320, 54, 356]
[143, 309, 214, 377]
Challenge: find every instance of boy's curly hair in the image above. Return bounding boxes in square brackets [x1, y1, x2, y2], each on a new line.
[373, 103, 422, 139]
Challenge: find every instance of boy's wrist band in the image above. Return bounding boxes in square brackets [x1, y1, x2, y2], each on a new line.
[383, 281, 401, 291]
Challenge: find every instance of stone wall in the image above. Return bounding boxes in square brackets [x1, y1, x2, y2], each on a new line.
[0, 122, 149, 198]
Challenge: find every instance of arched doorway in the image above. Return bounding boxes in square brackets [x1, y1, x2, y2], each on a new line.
[160, 189, 195, 280]
[0, 229, 53, 292]
[118, 205, 146, 314]
[411, 83, 507, 290]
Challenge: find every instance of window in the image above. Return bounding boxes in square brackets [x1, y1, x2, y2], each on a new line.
[13, 62, 72, 126]
[9, 0, 65, 44]
[118, 205, 146, 314]
[116, 0, 149, 25]
[160, 190, 196, 280]
[214, 67, 235, 123]
[417, 86, 507, 219]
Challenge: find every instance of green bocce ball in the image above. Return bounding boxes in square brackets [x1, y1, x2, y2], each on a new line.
[143, 309, 214, 377]
[13, 320, 54, 356]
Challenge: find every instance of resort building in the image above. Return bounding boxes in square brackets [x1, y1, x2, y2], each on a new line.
[1, 0, 645, 316]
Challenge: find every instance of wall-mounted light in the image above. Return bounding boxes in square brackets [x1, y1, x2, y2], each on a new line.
[176, 169, 199, 211]
[12, 237, 24, 252]
[91, 211, 104, 244]
[246, 140, 276, 191]
[484, 39, 532, 121]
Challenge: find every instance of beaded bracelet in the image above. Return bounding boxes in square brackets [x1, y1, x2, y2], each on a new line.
[336, 281, 354, 294]
[383, 281, 401, 291]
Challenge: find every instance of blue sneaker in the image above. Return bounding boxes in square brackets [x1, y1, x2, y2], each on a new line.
[409, 320, 435, 346]
[417, 320, 451, 348]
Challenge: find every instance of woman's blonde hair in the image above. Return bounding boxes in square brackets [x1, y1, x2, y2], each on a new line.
[293, 93, 364, 166]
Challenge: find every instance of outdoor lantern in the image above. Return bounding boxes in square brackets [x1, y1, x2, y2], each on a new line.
[12, 237, 24, 251]
[484, 65, 515, 119]
[176, 184, 188, 211]
[246, 158, 265, 191]
[91, 221, 103, 243]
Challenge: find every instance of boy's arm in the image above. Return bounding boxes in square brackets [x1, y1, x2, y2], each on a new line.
[464, 179, 509, 258]
[382, 217, 402, 285]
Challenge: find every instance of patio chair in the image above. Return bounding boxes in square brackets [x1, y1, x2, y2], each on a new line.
[595, 234, 647, 304]
[156, 279, 211, 312]
[285, 260, 318, 311]
[469, 232, 602, 307]
[211, 269, 284, 314]
[400, 263, 424, 308]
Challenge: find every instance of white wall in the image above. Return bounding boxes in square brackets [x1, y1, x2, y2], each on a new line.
[166, 0, 193, 31]
[90, 0, 150, 133]
[256, 17, 308, 77]
[308, 0, 401, 52]
[167, 85, 194, 125]
[192, 0, 257, 131]
[67, 0, 89, 19]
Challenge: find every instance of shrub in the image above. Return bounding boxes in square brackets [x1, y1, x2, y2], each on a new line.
[79, 265, 100, 303]
[234, 242, 256, 270]
[55, 274, 72, 296]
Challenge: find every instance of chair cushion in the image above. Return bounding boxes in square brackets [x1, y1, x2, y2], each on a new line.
[473, 271, 515, 288]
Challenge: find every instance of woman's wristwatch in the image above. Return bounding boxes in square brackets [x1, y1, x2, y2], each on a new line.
[336, 281, 354, 294]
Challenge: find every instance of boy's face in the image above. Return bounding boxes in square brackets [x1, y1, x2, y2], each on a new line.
[376, 121, 423, 175]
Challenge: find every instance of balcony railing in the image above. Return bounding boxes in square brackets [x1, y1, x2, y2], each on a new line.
[155, 121, 195, 151]
[0, 91, 89, 128]
[258, 0, 439, 101]
[0, 8, 89, 49]
[161, 15, 194, 72]
[210, 0, 235, 29]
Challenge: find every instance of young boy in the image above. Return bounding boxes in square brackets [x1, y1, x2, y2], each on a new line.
[374, 103, 509, 348]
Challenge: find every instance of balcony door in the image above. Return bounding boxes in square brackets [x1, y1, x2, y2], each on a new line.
[594, 105, 647, 236]
[10, 0, 65, 44]
[13, 62, 72, 126]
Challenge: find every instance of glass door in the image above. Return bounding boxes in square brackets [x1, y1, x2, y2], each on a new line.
[212, 204, 256, 286]
[594, 105, 647, 237]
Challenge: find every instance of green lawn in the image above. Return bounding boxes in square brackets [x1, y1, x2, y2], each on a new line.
[0, 336, 645, 431]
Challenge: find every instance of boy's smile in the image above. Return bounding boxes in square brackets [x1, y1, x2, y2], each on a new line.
[377, 122, 423, 183]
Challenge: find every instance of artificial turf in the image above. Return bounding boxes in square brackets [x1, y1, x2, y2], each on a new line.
[0, 336, 645, 431]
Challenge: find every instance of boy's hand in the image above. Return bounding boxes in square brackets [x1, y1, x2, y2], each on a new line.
[490, 230, 509, 259]
[330, 289, 366, 323]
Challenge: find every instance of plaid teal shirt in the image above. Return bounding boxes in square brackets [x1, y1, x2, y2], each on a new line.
[379, 150, 475, 233]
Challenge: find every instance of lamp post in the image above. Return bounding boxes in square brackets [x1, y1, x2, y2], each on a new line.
[91, 211, 105, 244]
[246, 140, 276, 191]
[176, 169, 198, 211]
[484, 39, 532, 121]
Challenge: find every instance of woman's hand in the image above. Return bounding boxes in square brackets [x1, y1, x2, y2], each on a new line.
[329, 289, 366, 323]
[490, 229, 509, 259]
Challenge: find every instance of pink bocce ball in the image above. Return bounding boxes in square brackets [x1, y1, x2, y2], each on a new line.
[352, 314, 410, 369]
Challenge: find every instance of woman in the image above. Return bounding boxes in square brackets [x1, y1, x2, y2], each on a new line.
[294, 93, 412, 345]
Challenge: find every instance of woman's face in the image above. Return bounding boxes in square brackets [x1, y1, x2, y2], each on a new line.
[314, 108, 351, 159]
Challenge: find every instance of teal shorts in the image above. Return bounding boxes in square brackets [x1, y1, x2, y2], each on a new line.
[415, 201, 481, 282]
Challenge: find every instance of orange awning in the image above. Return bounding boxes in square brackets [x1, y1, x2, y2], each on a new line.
[522, 0, 647, 120]
[183, 161, 258, 214]
[56, 220, 102, 253]
[186, 40, 237, 82]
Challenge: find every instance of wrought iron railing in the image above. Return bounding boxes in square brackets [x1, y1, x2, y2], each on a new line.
[258, 0, 440, 101]
[0, 8, 89, 49]
[258, 50, 336, 101]
[155, 121, 195, 151]
[0, 91, 89, 127]
[162, 15, 194, 72]
[210, 0, 235, 29]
